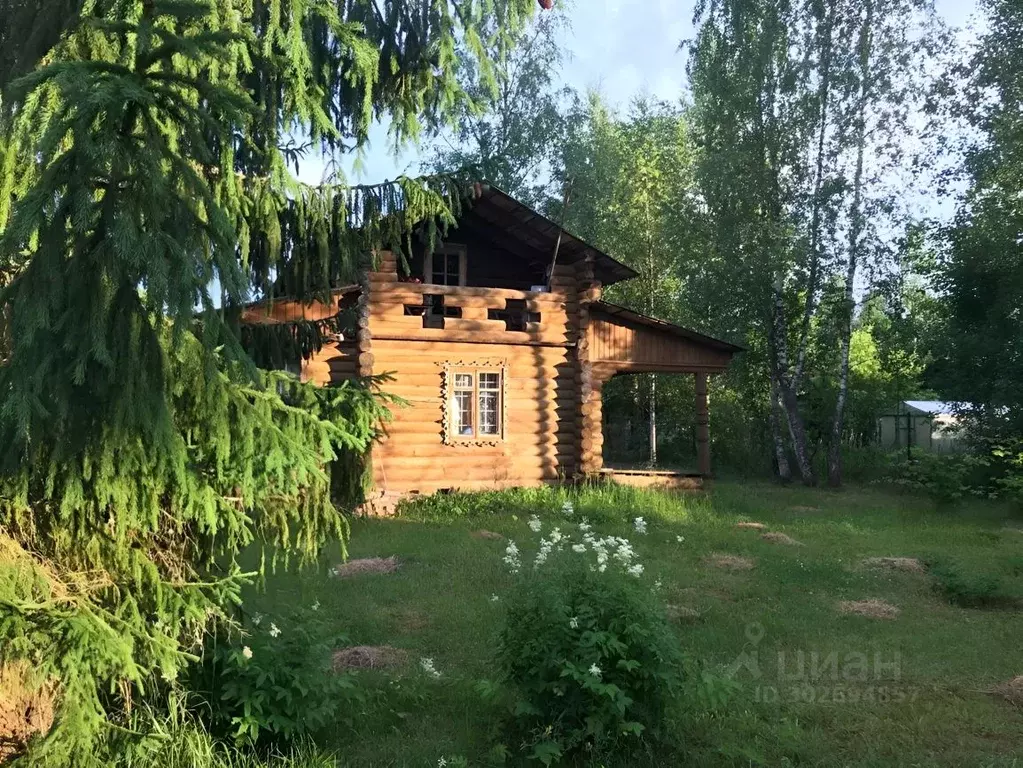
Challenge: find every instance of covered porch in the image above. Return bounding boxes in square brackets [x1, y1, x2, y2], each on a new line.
[580, 302, 741, 485]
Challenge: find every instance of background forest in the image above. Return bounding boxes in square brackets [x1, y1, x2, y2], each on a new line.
[1, 0, 1021, 766]
[426, 0, 1023, 493]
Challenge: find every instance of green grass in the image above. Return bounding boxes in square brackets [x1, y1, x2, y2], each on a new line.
[243, 482, 1023, 766]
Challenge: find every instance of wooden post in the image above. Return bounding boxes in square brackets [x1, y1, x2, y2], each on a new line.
[695, 372, 710, 477]
[575, 253, 602, 477]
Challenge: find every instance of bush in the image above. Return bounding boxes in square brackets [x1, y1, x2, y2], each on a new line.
[495, 563, 686, 764]
[930, 562, 1013, 608]
[192, 608, 356, 747]
[885, 449, 990, 502]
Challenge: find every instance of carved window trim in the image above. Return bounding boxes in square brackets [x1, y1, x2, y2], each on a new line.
[441, 360, 508, 446]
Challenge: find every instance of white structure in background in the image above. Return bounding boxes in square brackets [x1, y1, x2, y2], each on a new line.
[877, 401, 968, 454]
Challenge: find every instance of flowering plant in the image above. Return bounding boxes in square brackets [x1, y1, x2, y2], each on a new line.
[494, 518, 685, 763]
[192, 608, 356, 746]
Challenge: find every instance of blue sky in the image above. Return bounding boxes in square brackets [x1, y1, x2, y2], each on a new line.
[297, 0, 984, 187]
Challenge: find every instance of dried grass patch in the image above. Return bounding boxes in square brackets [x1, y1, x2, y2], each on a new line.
[0, 662, 55, 762]
[666, 604, 701, 621]
[702, 553, 755, 571]
[761, 532, 803, 546]
[331, 556, 400, 578]
[988, 676, 1023, 707]
[471, 530, 504, 541]
[331, 645, 409, 671]
[385, 606, 430, 633]
[836, 599, 900, 620]
[734, 521, 767, 531]
[861, 556, 927, 574]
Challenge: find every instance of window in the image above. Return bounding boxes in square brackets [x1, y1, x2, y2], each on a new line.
[424, 243, 467, 286]
[443, 363, 506, 444]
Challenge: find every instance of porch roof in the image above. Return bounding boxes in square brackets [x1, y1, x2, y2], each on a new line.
[593, 301, 744, 355]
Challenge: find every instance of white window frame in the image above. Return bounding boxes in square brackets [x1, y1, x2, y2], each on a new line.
[424, 243, 468, 287]
[441, 361, 507, 445]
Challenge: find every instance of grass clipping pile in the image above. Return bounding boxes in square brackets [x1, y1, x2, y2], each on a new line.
[989, 676, 1023, 707]
[860, 557, 926, 574]
[837, 599, 900, 619]
[331, 556, 401, 578]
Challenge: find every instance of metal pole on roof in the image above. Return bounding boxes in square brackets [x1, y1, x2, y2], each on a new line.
[546, 177, 573, 289]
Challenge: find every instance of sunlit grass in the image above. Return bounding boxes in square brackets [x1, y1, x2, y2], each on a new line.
[243, 481, 1023, 766]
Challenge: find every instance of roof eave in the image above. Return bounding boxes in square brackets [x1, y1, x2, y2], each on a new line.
[593, 301, 744, 354]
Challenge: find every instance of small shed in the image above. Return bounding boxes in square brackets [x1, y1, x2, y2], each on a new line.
[877, 401, 966, 454]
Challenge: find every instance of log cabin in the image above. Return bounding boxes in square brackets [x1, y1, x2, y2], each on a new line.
[241, 185, 741, 511]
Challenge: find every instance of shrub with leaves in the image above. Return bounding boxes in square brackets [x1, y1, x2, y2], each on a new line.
[193, 609, 356, 747]
[885, 449, 989, 502]
[495, 562, 686, 764]
[930, 561, 1015, 609]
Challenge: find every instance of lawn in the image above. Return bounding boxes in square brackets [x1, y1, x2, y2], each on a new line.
[243, 481, 1023, 766]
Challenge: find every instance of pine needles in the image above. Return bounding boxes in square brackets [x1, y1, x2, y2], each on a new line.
[0, 0, 534, 763]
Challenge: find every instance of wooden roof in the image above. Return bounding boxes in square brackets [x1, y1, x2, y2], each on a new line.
[463, 185, 638, 286]
[592, 301, 743, 355]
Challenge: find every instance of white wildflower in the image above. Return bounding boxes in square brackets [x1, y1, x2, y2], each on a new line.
[571, 543, 587, 553]
[268, 623, 281, 638]
[549, 527, 564, 545]
[627, 563, 645, 578]
[241, 646, 253, 660]
[251, 612, 264, 627]
[504, 540, 521, 572]
[311, 600, 321, 612]
[654, 579, 663, 590]
[438, 759, 447, 768]
[528, 515, 542, 533]
[588, 663, 602, 678]
[579, 518, 592, 534]
[420, 657, 441, 678]
[676, 535, 685, 543]
[633, 516, 647, 535]
[569, 616, 579, 629]
[489, 594, 500, 602]
[561, 500, 575, 517]
[612, 539, 636, 564]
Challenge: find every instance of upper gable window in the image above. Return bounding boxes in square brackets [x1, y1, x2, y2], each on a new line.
[425, 243, 467, 287]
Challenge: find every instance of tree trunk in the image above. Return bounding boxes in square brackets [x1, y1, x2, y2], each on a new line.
[771, 281, 816, 484]
[828, 0, 873, 488]
[770, 370, 792, 482]
[648, 373, 657, 467]
[793, 0, 837, 393]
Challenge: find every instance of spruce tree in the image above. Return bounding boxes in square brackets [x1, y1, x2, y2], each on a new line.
[0, 0, 533, 762]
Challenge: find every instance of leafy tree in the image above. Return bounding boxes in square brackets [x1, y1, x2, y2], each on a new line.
[687, 0, 941, 485]
[0, 0, 533, 762]
[934, 0, 1023, 439]
[423, 6, 571, 205]
[688, 0, 821, 483]
[824, 0, 943, 486]
[556, 95, 709, 466]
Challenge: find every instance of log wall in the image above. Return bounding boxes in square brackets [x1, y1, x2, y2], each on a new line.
[362, 250, 582, 494]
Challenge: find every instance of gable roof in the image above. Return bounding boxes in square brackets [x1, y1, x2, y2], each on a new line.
[900, 401, 972, 416]
[593, 301, 744, 354]
[463, 184, 638, 286]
